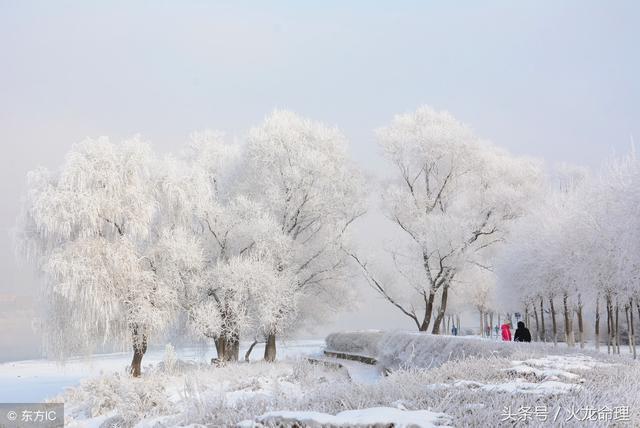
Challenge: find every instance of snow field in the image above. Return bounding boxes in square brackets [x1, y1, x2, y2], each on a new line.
[5, 334, 637, 427]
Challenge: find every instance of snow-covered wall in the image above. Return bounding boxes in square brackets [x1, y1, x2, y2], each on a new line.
[376, 332, 521, 370]
[326, 331, 549, 370]
[325, 330, 384, 357]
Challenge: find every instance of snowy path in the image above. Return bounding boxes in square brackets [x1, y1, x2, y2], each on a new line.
[0, 340, 324, 403]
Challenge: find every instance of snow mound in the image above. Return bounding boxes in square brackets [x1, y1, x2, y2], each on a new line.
[429, 377, 580, 395]
[310, 357, 382, 384]
[376, 332, 519, 370]
[481, 378, 581, 394]
[505, 364, 581, 380]
[239, 407, 451, 428]
[325, 330, 383, 357]
[426, 353, 600, 396]
[505, 354, 613, 382]
[513, 354, 613, 371]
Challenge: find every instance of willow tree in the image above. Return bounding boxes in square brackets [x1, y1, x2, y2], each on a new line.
[17, 138, 176, 376]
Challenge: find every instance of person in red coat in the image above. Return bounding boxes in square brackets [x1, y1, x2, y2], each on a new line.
[501, 322, 512, 341]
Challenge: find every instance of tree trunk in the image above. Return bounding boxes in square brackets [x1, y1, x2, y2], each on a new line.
[562, 293, 574, 347]
[625, 304, 632, 355]
[225, 333, 240, 361]
[215, 337, 225, 360]
[479, 309, 484, 337]
[595, 296, 600, 351]
[489, 312, 494, 339]
[637, 299, 640, 336]
[562, 294, 570, 346]
[615, 302, 620, 355]
[577, 304, 584, 349]
[549, 298, 557, 346]
[419, 291, 436, 332]
[569, 305, 575, 346]
[264, 333, 277, 362]
[484, 312, 490, 337]
[431, 286, 449, 334]
[244, 339, 259, 362]
[539, 298, 546, 342]
[630, 298, 636, 360]
[216, 332, 240, 362]
[606, 295, 612, 355]
[533, 303, 540, 341]
[130, 328, 147, 378]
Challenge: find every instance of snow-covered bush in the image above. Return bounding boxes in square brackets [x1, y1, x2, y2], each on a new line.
[161, 343, 178, 374]
[63, 372, 172, 427]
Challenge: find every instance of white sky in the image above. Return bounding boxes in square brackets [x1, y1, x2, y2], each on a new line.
[1, 1, 639, 359]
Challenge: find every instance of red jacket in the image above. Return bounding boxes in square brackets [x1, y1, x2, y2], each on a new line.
[501, 324, 512, 341]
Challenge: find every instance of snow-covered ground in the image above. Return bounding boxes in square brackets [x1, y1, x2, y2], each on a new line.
[239, 407, 452, 428]
[1, 334, 638, 427]
[0, 339, 324, 403]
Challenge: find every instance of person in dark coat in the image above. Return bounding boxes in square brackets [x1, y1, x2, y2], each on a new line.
[513, 321, 532, 342]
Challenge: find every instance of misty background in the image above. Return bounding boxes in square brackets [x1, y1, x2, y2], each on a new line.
[1, 0, 639, 361]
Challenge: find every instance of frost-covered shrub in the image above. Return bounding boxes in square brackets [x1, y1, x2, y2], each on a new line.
[325, 330, 384, 356]
[162, 343, 177, 374]
[61, 372, 173, 427]
[117, 376, 172, 426]
[70, 374, 123, 417]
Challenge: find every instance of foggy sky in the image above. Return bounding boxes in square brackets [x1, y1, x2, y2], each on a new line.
[1, 1, 639, 360]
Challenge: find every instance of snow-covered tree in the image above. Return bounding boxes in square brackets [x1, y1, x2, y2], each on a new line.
[589, 153, 640, 356]
[17, 138, 177, 376]
[160, 132, 298, 361]
[460, 265, 497, 336]
[353, 106, 542, 333]
[242, 110, 366, 357]
[498, 152, 640, 358]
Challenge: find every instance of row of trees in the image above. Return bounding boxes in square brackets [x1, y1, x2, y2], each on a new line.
[18, 111, 365, 375]
[22, 105, 630, 374]
[498, 155, 640, 358]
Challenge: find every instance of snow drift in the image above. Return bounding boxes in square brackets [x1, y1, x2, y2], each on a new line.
[326, 331, 556, 370]
[325, 330, 384, 358]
